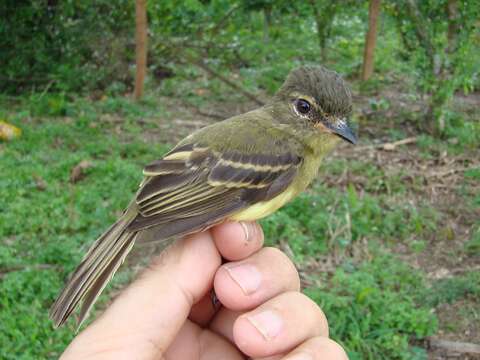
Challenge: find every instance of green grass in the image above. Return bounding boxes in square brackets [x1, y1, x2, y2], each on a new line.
[305, 255, 437, 360]
[0, 97, 169, 358]
[425, 271, 480, 307]
[0, 95, 477, 359]
[262, 182, 439, 261]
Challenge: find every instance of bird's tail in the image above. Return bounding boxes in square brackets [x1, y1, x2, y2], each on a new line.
[50, 207, 137, 328]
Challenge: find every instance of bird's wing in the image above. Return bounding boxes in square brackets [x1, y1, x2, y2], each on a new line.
[128, 138, 302, 241]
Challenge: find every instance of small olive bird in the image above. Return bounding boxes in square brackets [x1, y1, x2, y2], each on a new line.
[50, 65, 356, 328]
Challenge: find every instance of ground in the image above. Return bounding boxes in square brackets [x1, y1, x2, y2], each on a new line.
[0, 83, 478, 359]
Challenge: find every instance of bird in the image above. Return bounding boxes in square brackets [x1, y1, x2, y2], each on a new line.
[50, 65, 357, 328]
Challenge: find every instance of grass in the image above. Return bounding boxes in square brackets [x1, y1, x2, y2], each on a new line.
[305, 256, 437, 360]
[0, 93, 478, 359]
[0, 97, 170, 358]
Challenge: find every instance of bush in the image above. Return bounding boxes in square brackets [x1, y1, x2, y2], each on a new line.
[0, 0, 134, 94]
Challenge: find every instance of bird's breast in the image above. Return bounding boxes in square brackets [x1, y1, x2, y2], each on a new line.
[229, 152, 323, 221]
[229, 186, 297, 221]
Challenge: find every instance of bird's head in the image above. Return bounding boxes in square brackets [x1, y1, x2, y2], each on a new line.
[272, 65, 356, 147]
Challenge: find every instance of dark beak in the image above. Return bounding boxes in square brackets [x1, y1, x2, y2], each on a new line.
[327, 119, 357, 145]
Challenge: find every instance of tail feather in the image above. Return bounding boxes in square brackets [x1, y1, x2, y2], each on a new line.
[77, 237, 135, 324]
[50, 211, 137, 328]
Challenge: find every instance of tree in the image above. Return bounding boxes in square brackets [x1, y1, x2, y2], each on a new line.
[134, 0, 148, 100]
[389, 0, 480, 135]
[362, 0, 381, 80]
[0, 0, 134, 94]
[308, 0, 340, 62]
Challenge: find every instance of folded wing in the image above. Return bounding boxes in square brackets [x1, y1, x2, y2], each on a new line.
[128, 142, 302, 241]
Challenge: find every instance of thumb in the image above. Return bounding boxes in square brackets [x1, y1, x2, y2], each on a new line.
[62, 231, 221, 359]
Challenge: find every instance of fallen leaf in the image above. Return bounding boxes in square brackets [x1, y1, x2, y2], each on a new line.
[33, 174, 47, 191]
[382, 143, 396, 151]
[195, 88, 207, 96]
[70, 160, 93, 183]
[0, 121, 22, 141]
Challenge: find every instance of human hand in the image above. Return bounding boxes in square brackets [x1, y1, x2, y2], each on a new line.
[61, 221, 348, 359]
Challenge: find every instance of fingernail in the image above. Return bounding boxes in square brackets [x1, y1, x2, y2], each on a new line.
[247, 310, 283, 340]
[225, 263, 262, 295]
[240, 221, 258, 242]
[285, 353, 314, 360]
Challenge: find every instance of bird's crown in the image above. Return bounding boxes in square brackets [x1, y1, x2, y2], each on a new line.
[275, 65, 352, 117]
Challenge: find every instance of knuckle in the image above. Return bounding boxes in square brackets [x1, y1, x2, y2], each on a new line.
[286, 291, 329, 336]
[310, 337, 348, 359]
[260, 246, 283, 256]
[259, 247, 300, 291]
[260, 246, 293, 265]
[260, 247, 300, 290]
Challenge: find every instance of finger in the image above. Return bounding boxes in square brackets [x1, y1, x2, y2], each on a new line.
[62, 231, 221, 359]
[233, 292, 329, 358]
[281, 337, 348, 360]
[189, 222, 265, 327]
[252, 338, 348, 360]
[189, 291, 219, 327]
[211, 221, 264, 261]
[164, 320, 244, 360]
[214, 247, 300, 311]
[209, 308, 242, 343]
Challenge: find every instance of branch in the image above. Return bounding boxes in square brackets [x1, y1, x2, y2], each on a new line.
[362, 0, 382, 80]
[446, 0, 460, 53]
[404, 0, 437, 69]
[352, 137, 417, 152]
[193, 109, 226, 120]
[186, 56, 264, 106]
[0, 75, 53, 84]
[134, 0, 148, 100]
[0, 264, 57, 278]
[209, 3, 242, 36]
[429, 338, 480, 355]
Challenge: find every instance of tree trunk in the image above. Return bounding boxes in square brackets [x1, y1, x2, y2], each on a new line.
[263, 7, 271, 45]
[446, 0, 459, 53]
[361, 0, 381, 81]
[134, 0, 147, 100]
[403, 0, 444, 133]
[404, 0, 436, 69]
[425, 88, 449, 136]
[309, 0, 337, 62]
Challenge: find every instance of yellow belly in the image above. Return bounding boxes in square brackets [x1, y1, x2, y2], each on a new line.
[230, 187, 297, 221]
[229, 143, 334, 222]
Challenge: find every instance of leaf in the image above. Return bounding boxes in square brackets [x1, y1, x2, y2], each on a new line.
[33, 174, 47, 191]
[356, 287, 375, 303]
[0, 121, 22, 141]
[69, 160, 93, 183]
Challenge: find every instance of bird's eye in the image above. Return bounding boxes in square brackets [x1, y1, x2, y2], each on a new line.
[295, 99, 311, 114]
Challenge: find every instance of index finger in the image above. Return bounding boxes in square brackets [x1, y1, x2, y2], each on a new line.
[189, 221, 265, 325]
[61, 230, 221, 359]
[211, 221, 264, 261]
